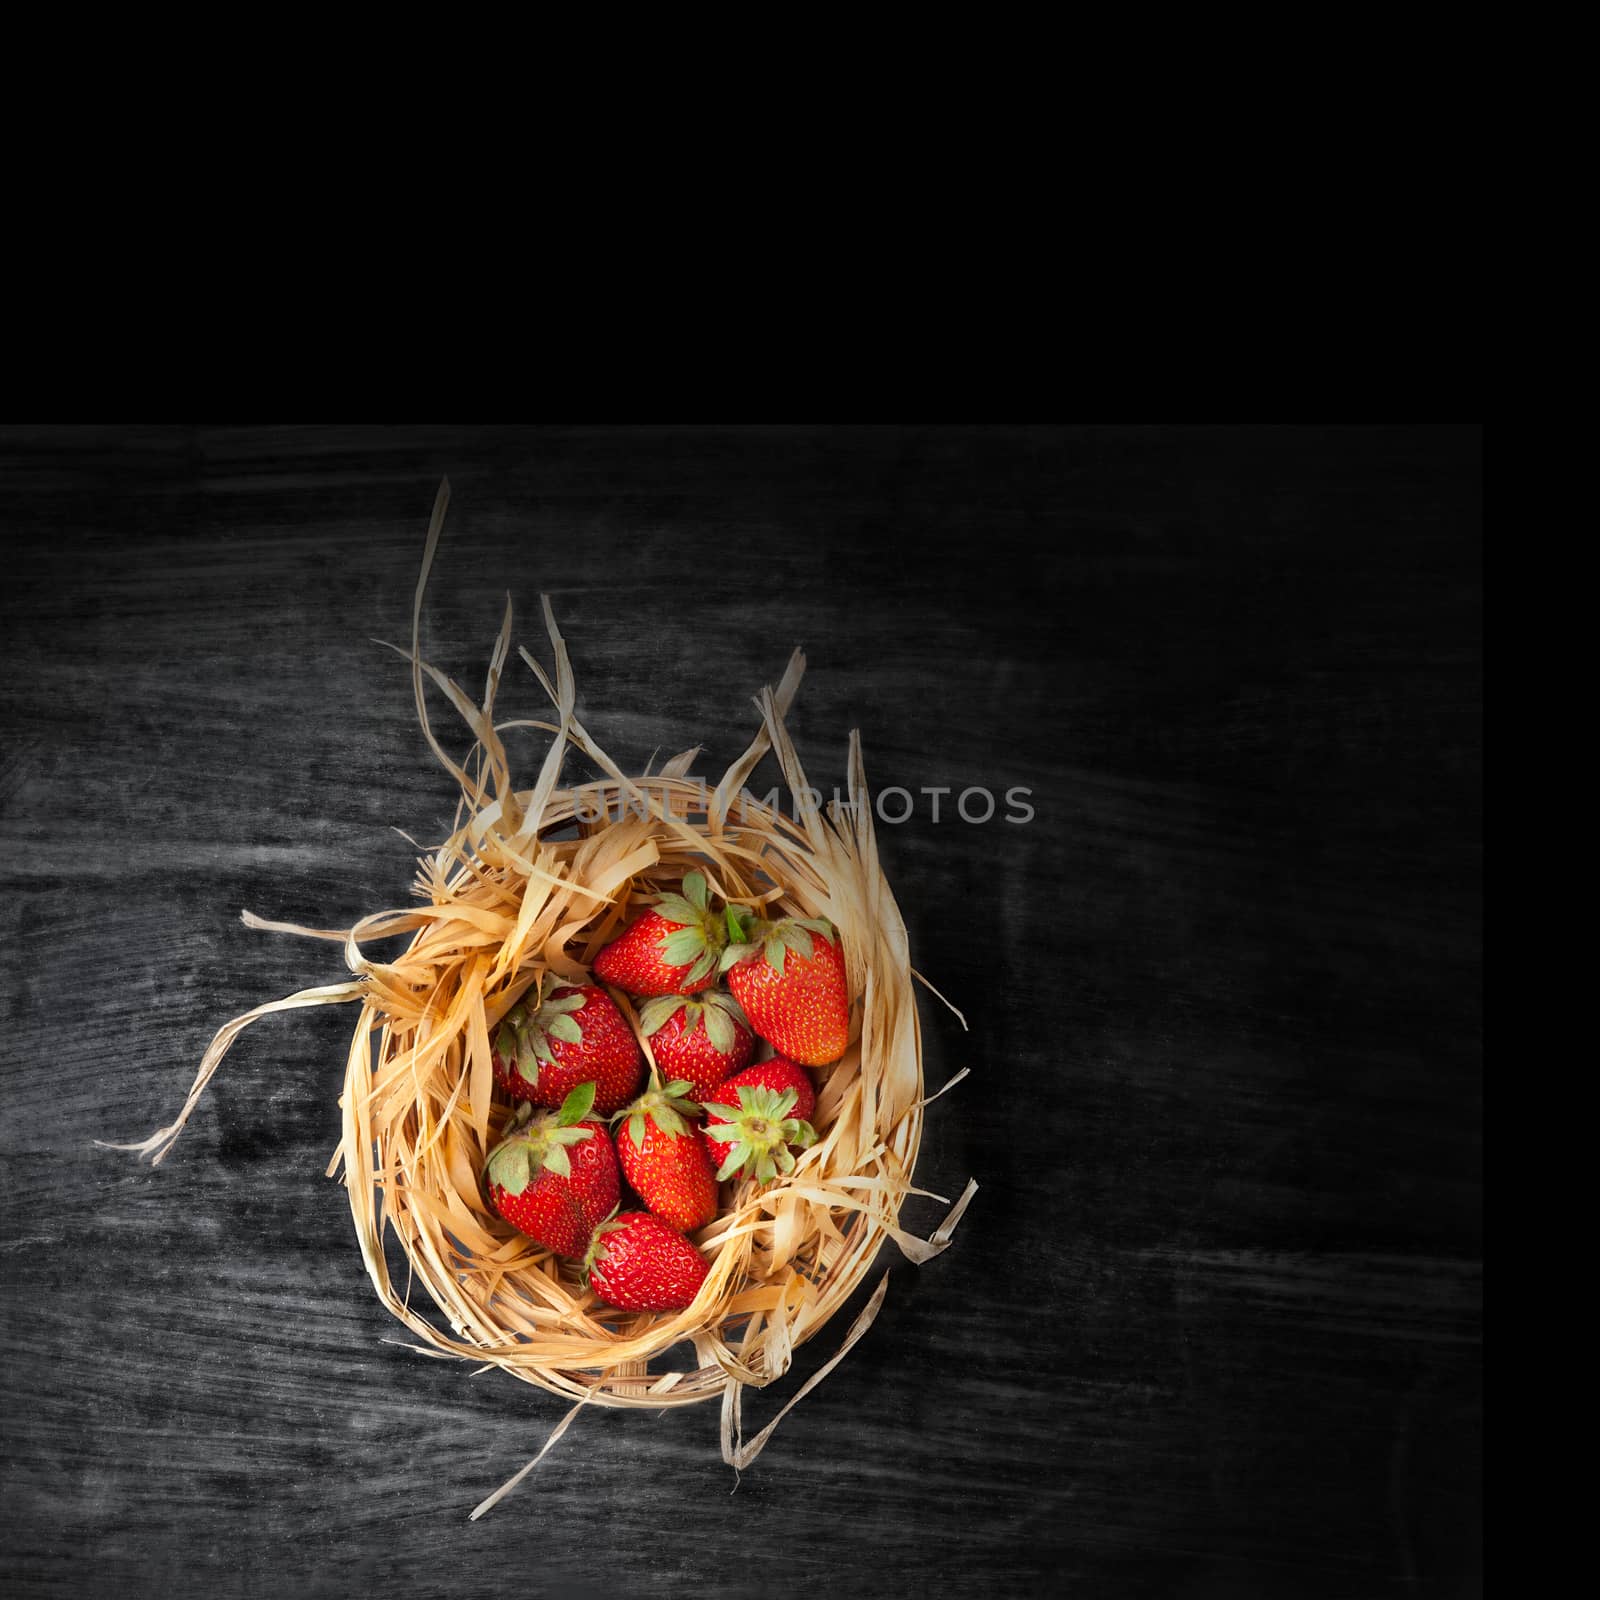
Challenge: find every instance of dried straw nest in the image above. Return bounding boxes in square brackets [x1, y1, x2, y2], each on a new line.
[123, 486, 975, 1502]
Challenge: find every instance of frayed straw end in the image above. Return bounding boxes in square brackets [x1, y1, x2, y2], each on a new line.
[468, 1386, 599, 1520]
[912, 966, 969, 1030]
[721, 1270, 892, 1471]
[92, 1129, 185, 1166]
[718, 1177, 979, 1471]
[889, 1177, 979, 1265]
[114, 981, 367, 1167]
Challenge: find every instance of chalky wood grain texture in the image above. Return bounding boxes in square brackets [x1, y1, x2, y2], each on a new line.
[0, 426, 1481, 1599]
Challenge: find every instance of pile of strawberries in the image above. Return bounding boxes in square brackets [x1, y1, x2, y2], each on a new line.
[483, 872, 850, 1313]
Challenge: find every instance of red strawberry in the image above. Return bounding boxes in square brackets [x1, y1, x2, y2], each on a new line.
[721, 915, 849, 1066]
[493, 980, 642, 1116]
[592, 871, 726, 997]
[484, 1084, 620, 1259]
[713, 1057, 818, 1124]
[702, 1058, 817, 1184]
[584, 1209, 710, 1312]
[612, 1077, 719, 1232]
[635, 989, 754, 1101]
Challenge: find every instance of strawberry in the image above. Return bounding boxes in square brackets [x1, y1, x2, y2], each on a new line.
[721, 914, 849, 1066]
[483, 1083, 620, 1259]
[711, 1056, 819, 1125]
[612, 1077, 719, 1232]
[702, 1058, 817, 1184]
[635, 989, 754, 1101]
[493, 980, 642, 1116]
[584, 1209, 710, 1312]
[592, 871, 726, 997]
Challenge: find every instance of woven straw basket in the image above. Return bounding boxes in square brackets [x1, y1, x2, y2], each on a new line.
[122, 486, 975, 1504]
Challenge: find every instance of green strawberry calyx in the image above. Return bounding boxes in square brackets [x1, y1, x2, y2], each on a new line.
[702, 1084, 817, 1183]
[635, 989, 750, 1056]
[483, 1081, 597, 1193]
[647, 870, 728, 986]
[610, 1077, 702, 1149]
[579, 1203, 626, 1288]
[718, 915, 837, 978]
[495, 979, 589, 1087]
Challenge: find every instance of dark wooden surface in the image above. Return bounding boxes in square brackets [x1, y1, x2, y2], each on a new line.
[0, 426, 1482, 1599]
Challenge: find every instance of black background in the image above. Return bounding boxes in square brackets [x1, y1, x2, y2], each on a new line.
[0, 425, 1482, 1598]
